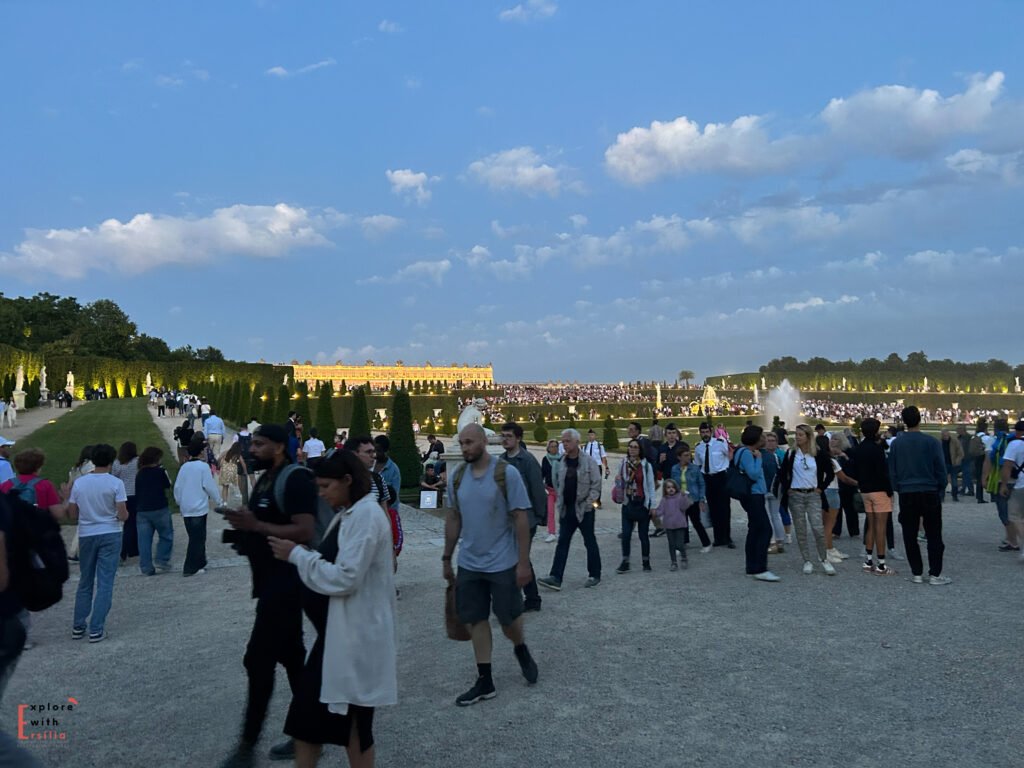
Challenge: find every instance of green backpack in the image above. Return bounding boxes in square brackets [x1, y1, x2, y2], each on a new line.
[451, 459, 509, 515]
[986, 435, 1010, 494]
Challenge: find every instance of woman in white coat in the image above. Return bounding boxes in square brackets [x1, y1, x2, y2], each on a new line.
[269, 450, 397, 768]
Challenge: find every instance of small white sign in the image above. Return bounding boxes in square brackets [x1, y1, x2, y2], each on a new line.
[420, 490, 438, 509]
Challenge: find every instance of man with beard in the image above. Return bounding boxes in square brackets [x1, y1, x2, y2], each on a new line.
[694, 422, 734, 548]
[444, 424, 537, 706]
[220, 424, 316, 767]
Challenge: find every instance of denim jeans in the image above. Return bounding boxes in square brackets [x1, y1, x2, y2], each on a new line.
[73, 532, 122, 634]
[182, 515, 207, 575]
[137, 508, 174, 574]
[549, 507, 601, 581]
[620, 504, 651, 561]
[959, 458, 974, 493]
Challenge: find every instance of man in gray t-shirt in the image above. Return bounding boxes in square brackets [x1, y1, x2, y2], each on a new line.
[443, 424, 539, 706]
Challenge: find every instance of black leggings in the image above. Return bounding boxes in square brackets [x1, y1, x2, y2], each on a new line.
[685, 502, 711, 547]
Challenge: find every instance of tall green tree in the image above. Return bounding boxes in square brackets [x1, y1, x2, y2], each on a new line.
[260, 387, 276, 425]
[349, 385, 372, 437]
[276, 384, 292, 424]
[315, 380, 337, 443]
[533, 414, 548, 444]
[603, 416, 619, 451]
[294, 381, 312, 438]
[388, 389, 421, 489]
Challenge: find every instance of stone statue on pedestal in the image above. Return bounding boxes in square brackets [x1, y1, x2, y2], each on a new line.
[15, 365, 24, 393]
[66, 370, 75, 391]
[39, 366, 47, 390]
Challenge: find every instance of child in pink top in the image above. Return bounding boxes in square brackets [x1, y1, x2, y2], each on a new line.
[654, 479, 691, 570]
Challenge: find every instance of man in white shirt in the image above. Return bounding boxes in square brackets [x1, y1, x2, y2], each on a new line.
[173, 442, 221, 576]
[694, 422, 734, 548]
[67, 444, 128, 642]
[302, 427, 326, 468]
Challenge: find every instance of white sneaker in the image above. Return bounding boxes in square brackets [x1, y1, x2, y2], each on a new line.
[889, 550, 905, 561]
[831, 548, 850, 560]
[543, 533, 557, 543]
[753, 571, 781, 582]
[821, 560, 836, 575]
[928, 575, 952, 586]
[826, 550, 844, 563]
[802, 561, 813, 575]
[700, 545, 713, 554]
[910, 575, 924, 584]
[785, 533, 793, 544]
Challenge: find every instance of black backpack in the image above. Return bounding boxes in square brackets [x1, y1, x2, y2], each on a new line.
[3, 493, 69, 612]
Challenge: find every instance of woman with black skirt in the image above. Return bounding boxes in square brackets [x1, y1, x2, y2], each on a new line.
[269, 450, 397, 768]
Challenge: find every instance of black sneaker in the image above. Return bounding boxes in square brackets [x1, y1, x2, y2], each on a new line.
[642, 560, 652, 572]
[456, 677, 496, 706]
[514, 645, 539, 684]
[615, 560, 630, 574]
[523, 601, 542, 612]
[268, 738, 295, 761]
[537, 576, 562, 591]
[651, 529, 666, 538]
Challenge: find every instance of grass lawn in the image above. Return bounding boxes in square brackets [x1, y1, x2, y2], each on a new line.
[11, 399, 179, 499]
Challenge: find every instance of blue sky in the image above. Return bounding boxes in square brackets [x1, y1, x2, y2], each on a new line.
[2, 1, 1022, 382]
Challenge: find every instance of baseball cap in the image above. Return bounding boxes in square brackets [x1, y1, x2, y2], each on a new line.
[0, 436, 14, 447]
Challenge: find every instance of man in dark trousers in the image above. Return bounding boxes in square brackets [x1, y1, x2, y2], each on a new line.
[694, 422, 734, 547]
[888, 406, 951, 586]
[501, 422, 548, 612]
[220, 424, 316, 767]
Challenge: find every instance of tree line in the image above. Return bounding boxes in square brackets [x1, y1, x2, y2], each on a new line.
[0, 292, 226, 363]
[759, 352, 1022, 376]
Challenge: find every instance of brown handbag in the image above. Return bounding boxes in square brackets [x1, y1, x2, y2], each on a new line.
[445, 580, 471, 641]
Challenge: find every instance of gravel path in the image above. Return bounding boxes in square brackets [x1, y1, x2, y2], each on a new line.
[7, 426, 1017, 767]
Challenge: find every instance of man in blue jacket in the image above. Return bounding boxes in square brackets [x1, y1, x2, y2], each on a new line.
[888, 406, 951, 585]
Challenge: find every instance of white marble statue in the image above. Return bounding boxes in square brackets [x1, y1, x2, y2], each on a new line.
[39, 366, 47, 390]
[66, 370, 75, 390]
[15, 365, 24, 392]
[283, 373, 290, 386]
[456, 398, 495, 436]
[146, 371, 153, 390]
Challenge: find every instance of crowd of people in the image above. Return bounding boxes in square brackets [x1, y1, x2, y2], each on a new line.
[1, 391, 1023, 766]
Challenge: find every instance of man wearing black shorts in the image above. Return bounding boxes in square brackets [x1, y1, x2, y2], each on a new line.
[444, 423, 538, 706]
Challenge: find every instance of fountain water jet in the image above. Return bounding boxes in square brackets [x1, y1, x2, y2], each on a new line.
[761, 379, 802, 442]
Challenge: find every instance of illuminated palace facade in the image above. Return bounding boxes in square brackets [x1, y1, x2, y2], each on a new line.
[292, 361, 494, 391]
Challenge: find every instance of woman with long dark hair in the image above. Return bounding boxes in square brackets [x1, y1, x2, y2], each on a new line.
[268, 450, 397, 768]
[134, 446, 173, 576]
[113, 442, 140, 562]
[614, 439, 655, 574]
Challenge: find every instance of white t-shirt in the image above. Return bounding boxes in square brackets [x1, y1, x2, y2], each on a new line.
[1001, 439, 1024, 488]
[304, 438, 326, 459]
[791, 449, 817, 489]
[200, 403, 212, 415]
[584, 440, 606, 463]
[70, 473, 127, 537]
[827, 457, 842, 489]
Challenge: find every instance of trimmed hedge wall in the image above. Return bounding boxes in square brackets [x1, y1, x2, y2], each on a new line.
[712, 371, 1021, 395]
[45, 354, 290, 401]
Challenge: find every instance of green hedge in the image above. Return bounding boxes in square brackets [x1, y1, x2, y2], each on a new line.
[44, 354, 290, 401]
[0, 343, 45, 407]
[712, 370, 1021, 395]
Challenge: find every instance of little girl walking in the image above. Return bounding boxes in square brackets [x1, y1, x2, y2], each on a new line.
[655, 478, 690, 571]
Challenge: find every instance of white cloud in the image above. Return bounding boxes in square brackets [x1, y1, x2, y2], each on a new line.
[605, 114, 799, 183]
[826, 251, 886, 270]
[904, 249, 956, 272]
[821, 72, 1004, 157]
[465, 245, 491, 266]
[360, 214, 403, 238]
[0, 203, 333, 278]
[265, 58, 336, 78]
[731, 205, 844, 245]
[499, 0, 557, 22]
[156, 75, 184, 88]
[385, 168, 439, 205]
[491, 220, 521, 238]
[360, 259, 451, 285]
[468, 147, 564, 196]
[569, 214, 588, 230]
[378, 19, 402, 33]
